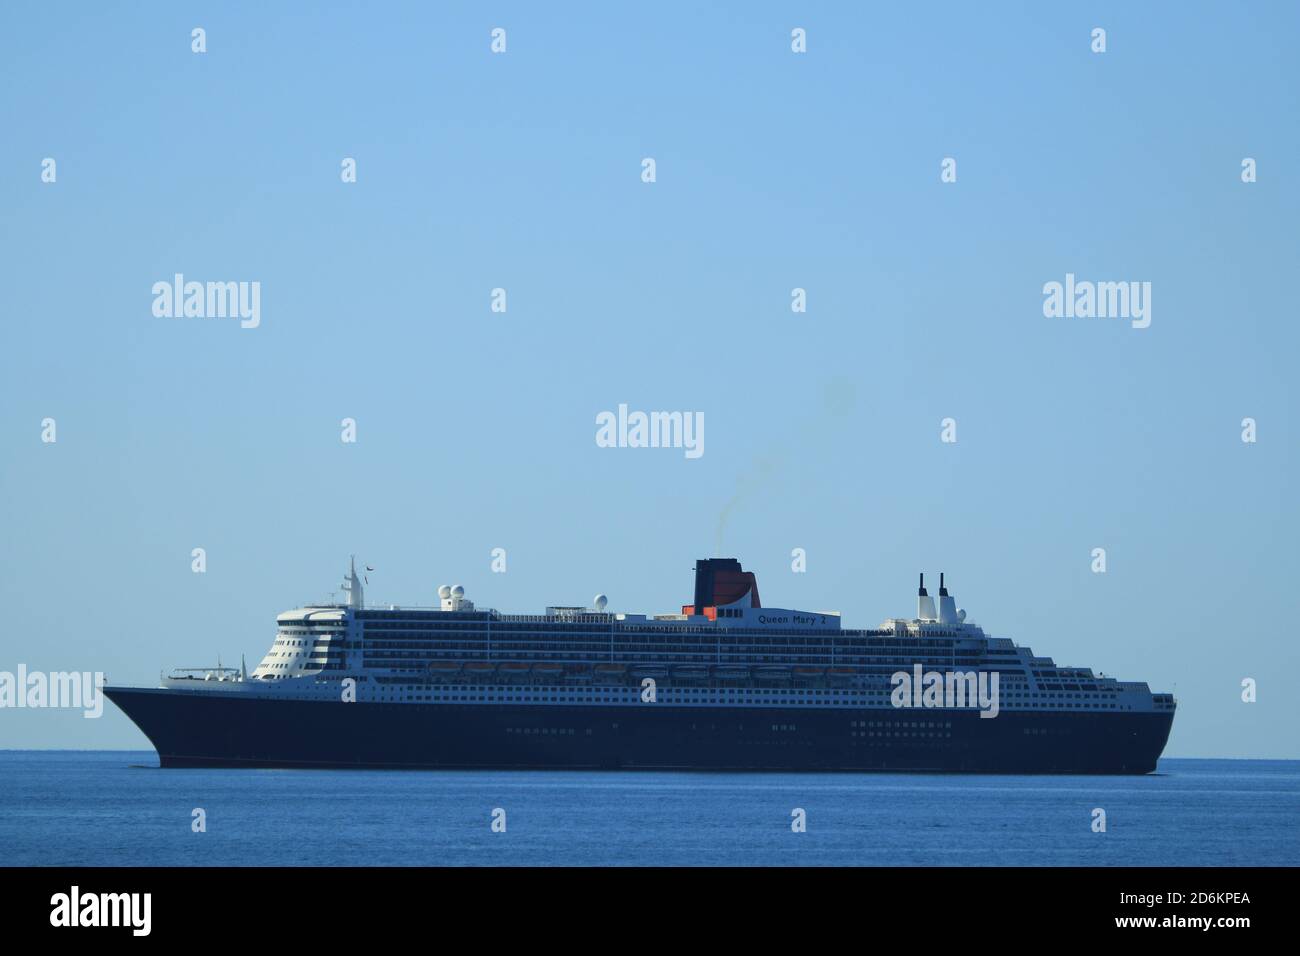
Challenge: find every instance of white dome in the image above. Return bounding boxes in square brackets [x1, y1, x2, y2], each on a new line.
[593, 594, 608, 611]
[437, 585, 452, 599]
[451, 585, 465, 598]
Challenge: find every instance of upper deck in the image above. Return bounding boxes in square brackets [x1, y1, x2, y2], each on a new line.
[252, 562, 1161, 702]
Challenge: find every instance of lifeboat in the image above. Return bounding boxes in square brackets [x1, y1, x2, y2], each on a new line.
[754, 665, 792, 681]
[593, 663, 627, 684]
[671, 665, 709, 681]
[564, 664, 594, 683]
[532, 662, 564, 679]
[826, 666, 856, 685]
[498, 662, 532, 680]
[793, 666, 824, 677]
[630, 665, 669, 681]
[713, 665, 750, 681]
[462, 662, 497, 677]
[427, 660, 462, 676]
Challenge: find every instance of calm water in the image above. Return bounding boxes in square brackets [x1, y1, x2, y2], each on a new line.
[1, 752, 1296, 866]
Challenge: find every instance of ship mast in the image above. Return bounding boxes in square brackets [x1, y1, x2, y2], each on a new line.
[342, 555, 364, 609]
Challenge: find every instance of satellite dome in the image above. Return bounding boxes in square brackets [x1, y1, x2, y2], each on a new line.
[957, 608, 967, 622]
[593, 594, 608, 611]
[451, 585, 465, 598]
[438, 585, 452, 599]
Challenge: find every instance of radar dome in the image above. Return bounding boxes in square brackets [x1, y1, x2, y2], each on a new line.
[593, 594, 608, 611]
[438, 585, 452, 599]
[957, 608, 967, 622]
[451, 585, 465, 598]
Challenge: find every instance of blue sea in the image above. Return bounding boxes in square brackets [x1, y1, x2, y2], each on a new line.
[1, 752, 1296, 866]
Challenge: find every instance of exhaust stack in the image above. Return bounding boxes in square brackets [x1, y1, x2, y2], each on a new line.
[917, 573, 937, 621]
[684, 558, 761, 616]
[937, 572, 958, 624]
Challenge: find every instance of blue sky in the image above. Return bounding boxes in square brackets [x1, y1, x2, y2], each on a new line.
[1, 2, 1296, 756]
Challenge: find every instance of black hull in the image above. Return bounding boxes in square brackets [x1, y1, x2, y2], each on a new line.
[105, 688, 1174, 774]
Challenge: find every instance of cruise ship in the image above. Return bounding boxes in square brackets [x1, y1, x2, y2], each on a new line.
[105, 558, 1176, 772]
